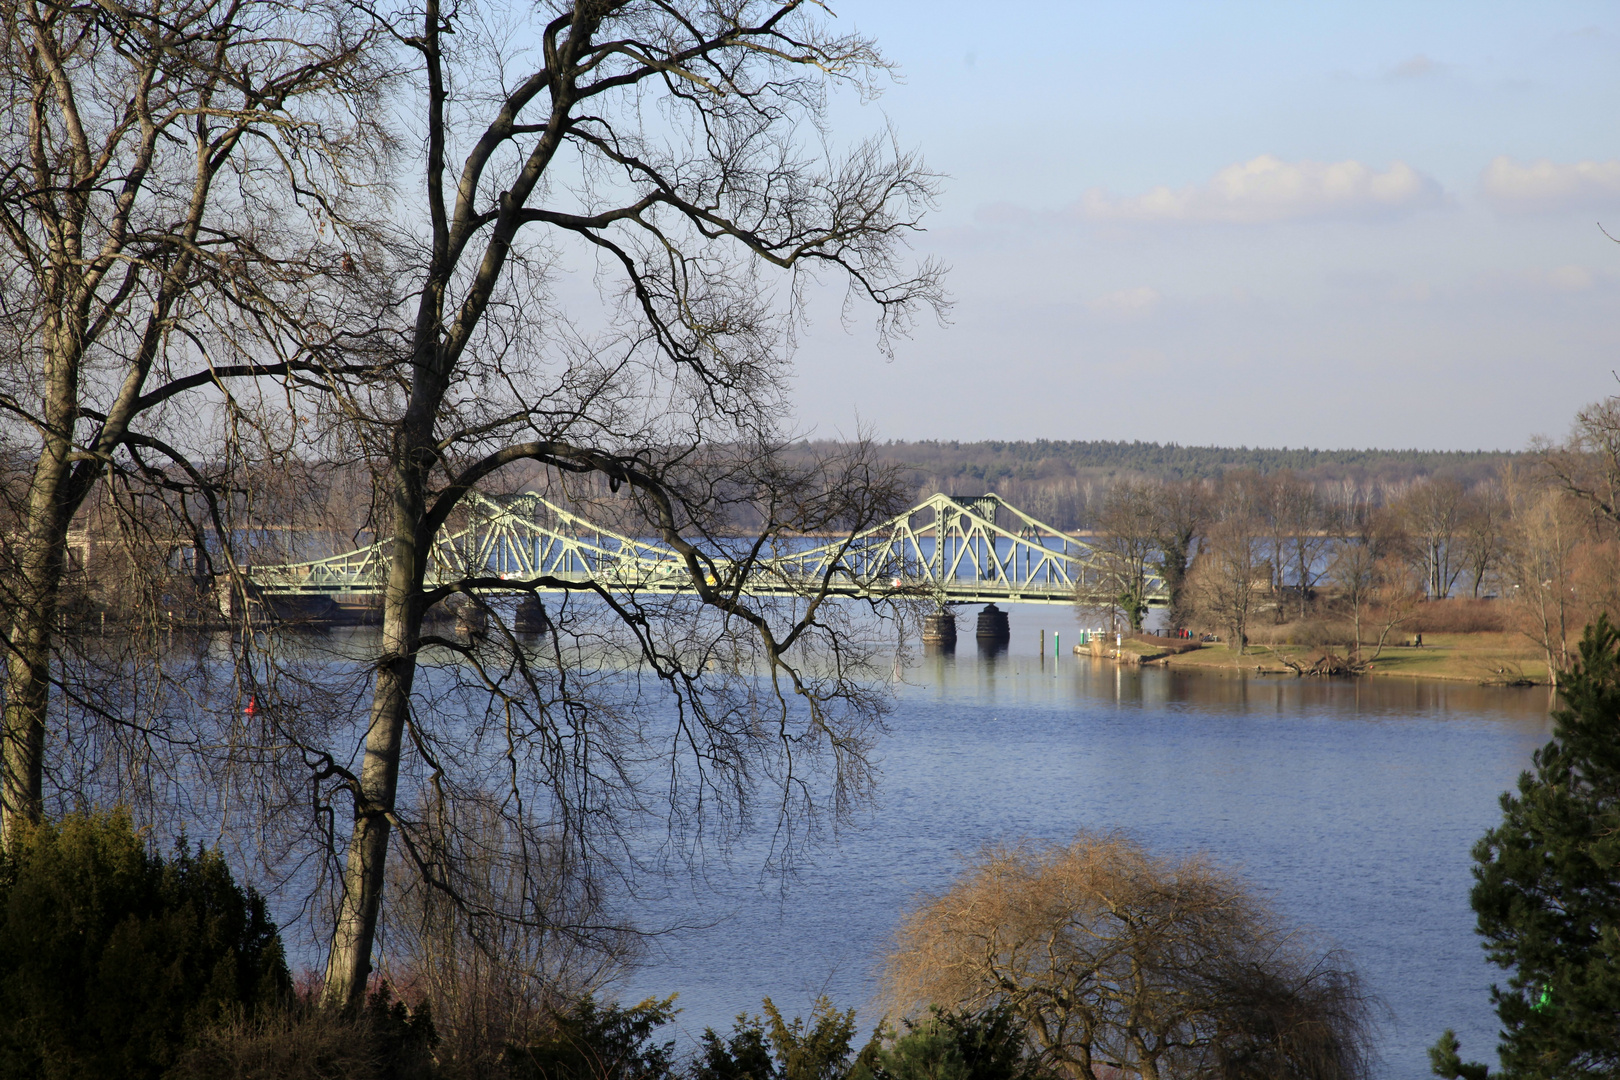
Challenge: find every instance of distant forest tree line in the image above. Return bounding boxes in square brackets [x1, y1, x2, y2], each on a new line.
[782, 439, 1520, 531]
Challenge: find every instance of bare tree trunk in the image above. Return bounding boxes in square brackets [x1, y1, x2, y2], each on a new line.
[2, 512, 63, 840]
[1, 263, 90, 841]
[322, 653, 416, 1007]
[323, 439, 430, 1009]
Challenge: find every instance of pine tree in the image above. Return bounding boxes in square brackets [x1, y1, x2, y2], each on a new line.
[1434, 615, 1620, 1078]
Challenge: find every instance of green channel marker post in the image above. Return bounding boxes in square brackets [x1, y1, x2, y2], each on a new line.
[1055, 632, 1060, 660]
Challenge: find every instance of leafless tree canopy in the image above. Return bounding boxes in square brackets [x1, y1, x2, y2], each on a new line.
[880, 834, 1375, 1080]
[0, 0, 393, 845]
[1537, 396, 1620, 527]
[189, 0, 953, 1013]
[1075, 481, 1160, 633]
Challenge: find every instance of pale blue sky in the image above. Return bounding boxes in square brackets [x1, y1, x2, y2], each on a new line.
[788, 1, 1620, 449]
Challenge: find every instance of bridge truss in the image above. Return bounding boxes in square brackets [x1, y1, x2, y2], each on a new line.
[247, 491, 1167, 608]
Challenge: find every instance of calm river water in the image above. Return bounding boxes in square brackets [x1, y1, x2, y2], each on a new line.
[617, 604, 1553, 1080]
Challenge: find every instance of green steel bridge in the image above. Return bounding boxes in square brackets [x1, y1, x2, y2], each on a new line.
[245, 491, 1168, 608]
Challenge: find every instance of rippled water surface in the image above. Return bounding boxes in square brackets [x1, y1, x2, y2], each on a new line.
[618, 605, 1553, 1080]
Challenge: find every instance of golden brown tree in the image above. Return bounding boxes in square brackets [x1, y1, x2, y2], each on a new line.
[879, 834, 1373, 1080]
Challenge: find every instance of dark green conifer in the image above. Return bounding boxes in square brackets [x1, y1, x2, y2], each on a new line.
[504, 995, 677, 1080]
[873, 1008, 1044, 1080]
[694, 1014, 777, 1080]
[1434, 615, 1620, 1078]
[0, 810, 289, 1080]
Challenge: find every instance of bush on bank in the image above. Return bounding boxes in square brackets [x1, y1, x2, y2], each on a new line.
[168, 983, 438, 1080]
[513, 995, 1044, 1080]
[0, 812, 1367, 1080]
[880, 834, 1374, 1080]
[0, 811, 289, 1080]
[0, 810, 438, 1080]
[193, 991, 1039, 1080]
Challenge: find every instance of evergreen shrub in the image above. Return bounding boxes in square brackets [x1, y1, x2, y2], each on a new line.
[502, 996, 678, 1080]
[0, 811, 288, 1080]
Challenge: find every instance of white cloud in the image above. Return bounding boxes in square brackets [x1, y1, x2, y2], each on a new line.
[1087, 286, 1162, 317]
[1481, 156, 1620, 213]
[1080, 155, 1444, 224]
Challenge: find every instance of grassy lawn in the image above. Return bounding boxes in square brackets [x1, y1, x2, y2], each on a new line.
[1153, 632, 1550, 684]
[1357, 632, 1548, 683]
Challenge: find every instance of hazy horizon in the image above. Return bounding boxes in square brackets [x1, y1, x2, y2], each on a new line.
[865, 436, 1526, 455]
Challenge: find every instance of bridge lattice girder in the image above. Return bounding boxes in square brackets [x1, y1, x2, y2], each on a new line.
[247, 491, 1168, 607]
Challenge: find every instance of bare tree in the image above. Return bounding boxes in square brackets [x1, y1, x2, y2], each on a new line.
[1501, 472, 1590, 683]
[1393, 478, 1466, 600]
[1328, 541, 1375, 657]
[1537, 394, 1620, 528]
[1152, 479, 1208, 629]
[1502, 398, 1620, 681]
[1341, 494, 1408, 566]
[1186, 475, 1269, 654]
[292, 0, 946, 1013]
[1274, 471, 1335, 620]
[1458, 483, 1506, 599]
[383, 794, 638, 1068]
[879, 834, 1374, 1080]
[1076, 480, 1158, 633]
[1188, 519, 1266, 654]
[1328, 519, 1423, 665]
[1364, 556, 1423, 663]
[1255, 472, 1288, 621]
[0, 0, 389, 845]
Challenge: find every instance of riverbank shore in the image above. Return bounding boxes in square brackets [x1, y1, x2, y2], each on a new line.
[1095, 632, 1552, 685]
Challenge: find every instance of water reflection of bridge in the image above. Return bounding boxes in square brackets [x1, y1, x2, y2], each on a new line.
[245, 491, 1168, 615]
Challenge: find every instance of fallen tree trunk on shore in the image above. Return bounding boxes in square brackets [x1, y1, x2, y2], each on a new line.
[1272, 649, 1368, 677]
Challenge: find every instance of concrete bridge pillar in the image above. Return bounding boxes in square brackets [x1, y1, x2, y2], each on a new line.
[452, 595, 488, 639]
[975, 603, 1010, 643]
[922, 609, 957, 647]
[515, 596, 552, 634]
[425, 594, 488, 639]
